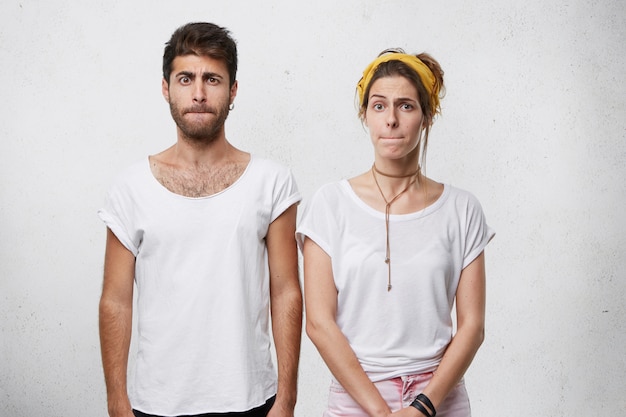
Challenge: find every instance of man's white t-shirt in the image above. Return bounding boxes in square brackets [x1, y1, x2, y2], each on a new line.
[99, 156, 300, 415]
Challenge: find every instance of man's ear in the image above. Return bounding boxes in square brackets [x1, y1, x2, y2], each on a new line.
[162, 78, 170, 103]
[229, 80, 238, 103]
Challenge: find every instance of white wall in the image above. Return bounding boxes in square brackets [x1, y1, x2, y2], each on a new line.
[1, 1, 625, 416]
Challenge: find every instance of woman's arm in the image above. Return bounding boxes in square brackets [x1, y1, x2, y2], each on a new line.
[410, 252, 487, 414]
[303, 237, 392, 417]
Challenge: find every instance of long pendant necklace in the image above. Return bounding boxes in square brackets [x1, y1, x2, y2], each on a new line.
[371, 164, 419, 291]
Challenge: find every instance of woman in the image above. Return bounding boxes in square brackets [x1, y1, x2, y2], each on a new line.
[297, 49, 495, 417]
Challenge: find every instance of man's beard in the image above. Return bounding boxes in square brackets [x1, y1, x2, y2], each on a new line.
[169, 100, 230, 143]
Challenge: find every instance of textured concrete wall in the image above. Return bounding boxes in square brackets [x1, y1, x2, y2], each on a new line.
[1, 1, 624, 415]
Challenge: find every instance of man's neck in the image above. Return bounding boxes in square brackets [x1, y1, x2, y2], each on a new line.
[150, 133, 250, 197]
[172, 133, 234, 168]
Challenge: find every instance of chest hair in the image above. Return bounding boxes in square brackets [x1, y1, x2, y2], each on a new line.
[152, 161, 247, 198]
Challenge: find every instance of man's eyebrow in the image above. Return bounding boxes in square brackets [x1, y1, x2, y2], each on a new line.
[175, 71, 195, 79]
[174, 71, 224, 79]
[202, 72, 223, 80]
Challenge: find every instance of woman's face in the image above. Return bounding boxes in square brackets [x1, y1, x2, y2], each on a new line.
[364, 75, 424, 163]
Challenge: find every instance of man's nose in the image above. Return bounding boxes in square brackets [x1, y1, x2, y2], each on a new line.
[192, 81, 207, 103]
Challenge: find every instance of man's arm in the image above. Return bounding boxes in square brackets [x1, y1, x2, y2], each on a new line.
[265, 204, 302, 417]
[99, 228, 136, 417]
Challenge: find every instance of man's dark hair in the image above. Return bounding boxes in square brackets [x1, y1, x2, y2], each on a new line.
[163, 22, 238, 86]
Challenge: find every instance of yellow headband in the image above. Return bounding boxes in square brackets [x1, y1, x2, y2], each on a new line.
[356, 53, 440, 115]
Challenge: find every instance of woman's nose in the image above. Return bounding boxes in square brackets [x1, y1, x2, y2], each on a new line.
[386, 110, 398, 127]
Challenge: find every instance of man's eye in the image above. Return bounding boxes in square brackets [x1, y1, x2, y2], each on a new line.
[373, 103, 384, 110]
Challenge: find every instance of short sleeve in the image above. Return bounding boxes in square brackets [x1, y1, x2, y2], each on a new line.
[97, 162, 146, 257]
[296, 184, 338, 257]
[461, 193, 495, 269]
[269, 165, 301, 223]
[98, 187, 140, 256]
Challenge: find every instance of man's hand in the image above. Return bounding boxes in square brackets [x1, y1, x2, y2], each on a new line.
[106, 396, 135, 417]
[266, 399, 295, 417]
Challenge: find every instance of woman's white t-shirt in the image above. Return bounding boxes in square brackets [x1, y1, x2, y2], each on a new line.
[296, 180, 494, 382]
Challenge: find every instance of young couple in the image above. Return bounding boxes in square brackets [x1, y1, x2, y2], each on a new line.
[98, 22, 494, 417]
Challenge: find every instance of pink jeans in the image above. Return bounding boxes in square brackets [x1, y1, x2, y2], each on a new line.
[324, 373, 471, 417]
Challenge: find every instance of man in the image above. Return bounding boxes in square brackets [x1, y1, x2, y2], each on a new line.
[98, 22, 302, 417]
